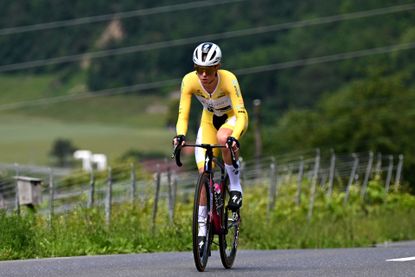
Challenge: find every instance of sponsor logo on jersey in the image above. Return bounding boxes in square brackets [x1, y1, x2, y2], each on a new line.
[232, 80, 241, 97]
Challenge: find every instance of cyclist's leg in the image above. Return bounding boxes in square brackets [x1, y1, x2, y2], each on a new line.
[195, 113, 220, 236]
[217, 127, 242, 193]
[195, 112, 221, 172]
[217, 115, 247, 210]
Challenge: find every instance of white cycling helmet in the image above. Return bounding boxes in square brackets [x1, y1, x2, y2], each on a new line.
[192, 42, 222, 66]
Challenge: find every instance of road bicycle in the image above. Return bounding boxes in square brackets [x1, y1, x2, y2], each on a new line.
[172, 143, 240, 272]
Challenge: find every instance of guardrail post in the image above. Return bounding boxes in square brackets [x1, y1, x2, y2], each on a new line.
[360, 151, 373, 201]
[327, 150, 336, 198]
[152, 164, 161, 231]
[105, 167, 112, 226]
[307, 149, 320, 222]
[394, 154, 403, 192]
[385, 155, 393, 195]
[296, 156, 304, 206]
[87, 167, 95, 208]
[344, 153, 359, 206]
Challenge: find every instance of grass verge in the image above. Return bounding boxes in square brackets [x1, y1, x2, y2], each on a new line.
[1, 181, 414, 260]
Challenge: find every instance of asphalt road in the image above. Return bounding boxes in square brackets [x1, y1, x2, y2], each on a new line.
[1, 241, 415, 277]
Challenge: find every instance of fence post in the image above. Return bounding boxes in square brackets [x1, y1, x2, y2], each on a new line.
[240, 158, 246, 184]
[327, 150, 336, 198]
[131, 163, 136, 205]
[394, 154, 403, 192]
[360, 151, 373, 201]
[375, 153, 382, 178]
[253, 99, 262, 178]
[167, 164, 174, 224]
[296, 157, 304, 206]
[173, 174, 177, 213]
[105, 167, 112, 226]
[385, 155, 393, 195]
[307, 149, 320, 222]
[87, 167, 95, 209]
[267, 158, 277, 215]
[49, 168, 54, 226]
[152, 164, 161, 231]
[344, 153, 359, 206]
[14, 163, 20, 216]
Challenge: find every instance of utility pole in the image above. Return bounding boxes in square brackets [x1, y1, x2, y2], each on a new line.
[253, 99, 262, 177]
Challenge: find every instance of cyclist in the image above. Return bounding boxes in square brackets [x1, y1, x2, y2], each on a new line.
[172, 42, 248, 245]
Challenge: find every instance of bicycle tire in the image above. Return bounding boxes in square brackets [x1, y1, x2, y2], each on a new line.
[219, 176, 240, 269]
[192, 172, 211, 272]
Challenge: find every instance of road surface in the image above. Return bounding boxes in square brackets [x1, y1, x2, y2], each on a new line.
[1, 241, 415, 276]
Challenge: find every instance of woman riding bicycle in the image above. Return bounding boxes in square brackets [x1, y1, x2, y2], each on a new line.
[173, 42, 249, 225]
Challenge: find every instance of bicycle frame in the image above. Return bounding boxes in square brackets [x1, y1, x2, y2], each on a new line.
[172, 142, 240, 271]
[175, 143, 227, 231]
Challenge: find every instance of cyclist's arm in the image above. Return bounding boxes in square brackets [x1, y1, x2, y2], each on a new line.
[227, 73, 248, 139]
[176, 75, 193, 137]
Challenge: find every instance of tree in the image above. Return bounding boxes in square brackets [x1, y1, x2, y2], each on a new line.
[49, 138, 78, 167]
[267, 73, 415, 189]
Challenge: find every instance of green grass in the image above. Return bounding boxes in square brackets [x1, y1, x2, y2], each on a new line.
[0, 114, 174, 164]
[0, 73, 177, 164]
[0, 74, 62, 104]
[1, 181, 415, 260]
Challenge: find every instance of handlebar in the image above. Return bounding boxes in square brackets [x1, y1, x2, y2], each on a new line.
[171, 144, 184, 167]
[171, 143, 239, 169]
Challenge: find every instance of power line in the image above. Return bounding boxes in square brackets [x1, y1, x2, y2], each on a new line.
[0, 0, 244, 36]
[0, 78, 180, 112]
[234, 42, 415, 75]
[0, 40, 413, 112]
[0, 3, 414, 73]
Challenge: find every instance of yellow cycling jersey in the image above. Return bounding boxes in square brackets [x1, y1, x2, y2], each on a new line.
[176, 69, 248, 139]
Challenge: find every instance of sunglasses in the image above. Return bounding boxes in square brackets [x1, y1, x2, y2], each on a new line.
[194, 65, 217, 75]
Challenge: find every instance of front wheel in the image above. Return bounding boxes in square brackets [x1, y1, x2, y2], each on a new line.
[219, 178, 240, 269]
[192, 172, 211, 272]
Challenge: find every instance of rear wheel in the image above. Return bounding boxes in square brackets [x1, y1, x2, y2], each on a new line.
[192, 172, 211, 272]
[219, 177, 240, 269]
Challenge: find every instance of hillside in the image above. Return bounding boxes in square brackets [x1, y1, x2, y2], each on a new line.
[1, 1, 415, 185]
[2, 1, 414, 115]
[0, 73, 175, 164]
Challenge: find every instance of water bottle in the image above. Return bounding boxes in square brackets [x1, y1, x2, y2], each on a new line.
[214, 183, 223, 209]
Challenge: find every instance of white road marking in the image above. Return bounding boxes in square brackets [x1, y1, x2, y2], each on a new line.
[386, 256, 415, 262]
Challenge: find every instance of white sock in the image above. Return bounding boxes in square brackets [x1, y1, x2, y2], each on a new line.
[198, 206, 207, 236]
[225, 163, 243, 194]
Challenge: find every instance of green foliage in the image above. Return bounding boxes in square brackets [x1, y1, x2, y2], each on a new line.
[1, 1, 415, 179]
[2, 1, 414, 117]
[269, 73, 415, 186]
[1, 178, 415, 260]
[0, 212, 37, 259]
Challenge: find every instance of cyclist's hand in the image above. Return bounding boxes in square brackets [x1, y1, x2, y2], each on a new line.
[173, 135, 186, 147]
[226, 136, 240, 151]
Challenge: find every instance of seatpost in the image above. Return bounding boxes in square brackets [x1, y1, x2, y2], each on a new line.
[204, 146, 213, 173]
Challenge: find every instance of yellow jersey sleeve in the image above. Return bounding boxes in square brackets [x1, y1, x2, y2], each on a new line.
[176, 73, 193, 136]
[223, 71, 248, 139]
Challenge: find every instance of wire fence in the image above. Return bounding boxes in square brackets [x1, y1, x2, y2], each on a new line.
[0, 149, 404, 225]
